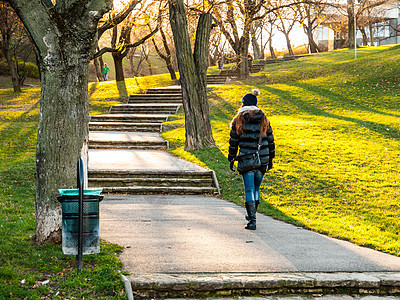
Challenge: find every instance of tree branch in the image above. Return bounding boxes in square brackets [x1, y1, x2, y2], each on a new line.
[97, 0, 140, 38]
[93, 26, 159, 59]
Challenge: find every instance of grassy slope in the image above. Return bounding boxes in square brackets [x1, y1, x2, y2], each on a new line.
[1, 46, 399, 297]
[0, 75, 173, 298]
[162, 45, 400, 256]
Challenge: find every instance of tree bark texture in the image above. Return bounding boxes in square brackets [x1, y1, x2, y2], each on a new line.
[4, 49, 22, 92]
[284, 32, 294, 56]
[251, 35, 261, 60]
[347, 2, 355, 48]
[94, 57, 104, 81]
[238, 35, 250, 79]
[8, 0, 112, 244]
[152, 27, 176, 80]
[369, 21, 374, 46]
[268, 36, 276, 59]
[112, 51, 125, 81]
[169, 0, 215, 151]
[0, 2, 22, 92]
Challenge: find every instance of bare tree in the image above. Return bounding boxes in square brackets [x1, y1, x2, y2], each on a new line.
[0, 1, 33, 92]
[152, 23, 177, 80]
[169, 0, 215, 150]
[213, 0, 267, 78]
[274, 4, 298, 56]
[296, 0, 330, 53]
[209, 27, 227, 66]
[94, 1, 159, 81]
[212, 0, 305, 78]
[333, 0, 389, 48]
[265, 14, 278, 58]
[250, 23, 262, 60]
[93, 0, 140, 81]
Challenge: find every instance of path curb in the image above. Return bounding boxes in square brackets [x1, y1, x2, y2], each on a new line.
[128, 272, 400, 298]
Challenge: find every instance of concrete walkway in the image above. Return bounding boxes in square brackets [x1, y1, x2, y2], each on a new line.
[92, 86, 400, 297]
[89, 149, 206, 171]
[100, 194, 400, 297]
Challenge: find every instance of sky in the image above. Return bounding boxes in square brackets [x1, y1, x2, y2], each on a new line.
[112, 0, 309, 52]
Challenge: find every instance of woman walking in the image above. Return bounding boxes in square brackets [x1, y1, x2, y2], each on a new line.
[228, 89, 275, 230]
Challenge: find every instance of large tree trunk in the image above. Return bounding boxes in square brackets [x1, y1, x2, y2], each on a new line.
[35, 50, 90, 244]
[153, 27, 177, 79]
[347, 3, 355, 48]
[369, 21, 374, 46]
[307, 26, 320, 53]
[237, 35, 250, 79]
[94, 57, 104, 81]
[269, 37, 276, 59]
[145, 54, 153, 75]
[166, 62, 177, 80]
[112, 52, 125, 81]
[158, 27, 176, 80]
[284, 32, 294, 56]
[251, 31, 261, 59]
[4, 48, 22, 92]
[169, 0, 215, 150]
[8, 0, 112, 244]
[359, 27, 368, 46]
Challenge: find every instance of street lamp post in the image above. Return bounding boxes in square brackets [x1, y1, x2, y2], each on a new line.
[354, 0, 358, 59]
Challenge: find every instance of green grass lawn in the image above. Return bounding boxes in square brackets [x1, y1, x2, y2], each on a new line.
[1, 46, 399, 297]
[0, 75, 172, 298]
[162, 45, 400, 256]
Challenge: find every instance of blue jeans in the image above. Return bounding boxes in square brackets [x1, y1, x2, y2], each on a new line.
[242, 170, 264, 202]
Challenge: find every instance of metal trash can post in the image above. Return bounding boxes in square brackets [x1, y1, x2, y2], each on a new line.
[77, 157, 84, 272]
[57, 158, 103, 273]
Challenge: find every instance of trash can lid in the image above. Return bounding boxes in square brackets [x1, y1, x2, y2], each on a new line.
[58, 188, 103, 196]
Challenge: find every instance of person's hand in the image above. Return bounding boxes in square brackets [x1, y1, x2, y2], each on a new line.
[230, 160, 235, 172]
[268, 160, 273, 170]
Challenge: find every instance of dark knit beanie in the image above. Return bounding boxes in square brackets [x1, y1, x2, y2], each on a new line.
[242, 89, 260, 106]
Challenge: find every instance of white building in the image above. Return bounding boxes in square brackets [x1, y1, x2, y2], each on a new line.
[317, 1, 400, 51]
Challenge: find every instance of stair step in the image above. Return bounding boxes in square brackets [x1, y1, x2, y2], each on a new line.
[206, 75, 229, 79]
[146, 87, 182, 94]
[219, 69, 237, 76]
[89, 144, 167, 150]
[89, 140, 168, 150]
[109, 104, 180, 115]
[250, 65, 264, 72]
[128, 94, 182, 104]
[90, 114, 168, 123]
[89, 177, 213, 187]
[88, 169, 213, 179]
[207, 80, 227, 84]
[88, 169, 217, 194]
[91, 186, 217, 194]
[89, 122, 162, 132]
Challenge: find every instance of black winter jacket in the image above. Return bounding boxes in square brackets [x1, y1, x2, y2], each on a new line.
[228, 106, 275, 174]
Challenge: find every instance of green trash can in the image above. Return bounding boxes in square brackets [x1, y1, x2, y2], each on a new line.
[57, 189, 103, 255]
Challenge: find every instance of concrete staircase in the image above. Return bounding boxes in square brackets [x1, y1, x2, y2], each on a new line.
[88, 86, 220, 195]
[206, 74, 231, 84]
[219, 56, 301, 76]
[89, 132, 168, 150]
[88, 169, 216, 194]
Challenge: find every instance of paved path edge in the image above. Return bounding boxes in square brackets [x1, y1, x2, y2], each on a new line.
[128, 272, 400, 297]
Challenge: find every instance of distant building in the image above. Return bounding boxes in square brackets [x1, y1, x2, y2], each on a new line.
[316, 2, 400, 51]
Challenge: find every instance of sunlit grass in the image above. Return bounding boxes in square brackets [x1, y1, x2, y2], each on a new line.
[88, 73, 174, 101]
[162, 45, 400, 256]
[0, 76, 170, 298]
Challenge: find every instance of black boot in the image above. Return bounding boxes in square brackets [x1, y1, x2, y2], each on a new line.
[245, 201, 256, 230]
[246, 200, 259, 221]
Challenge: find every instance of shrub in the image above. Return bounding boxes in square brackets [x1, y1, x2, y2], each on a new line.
[0, 59, 39, 79]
